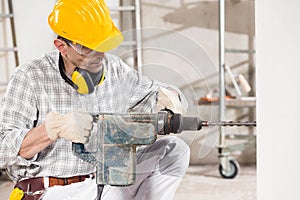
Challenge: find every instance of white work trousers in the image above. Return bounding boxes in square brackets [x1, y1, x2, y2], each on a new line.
[42, 136, 190, 200]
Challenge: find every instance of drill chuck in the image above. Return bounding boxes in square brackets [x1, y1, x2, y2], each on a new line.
[170, 114, 203, 133]
[158, 111, 203, 134]
[158, 111, 256, 135]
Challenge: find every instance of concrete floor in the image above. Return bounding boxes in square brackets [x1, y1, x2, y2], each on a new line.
[0, 164, 256, 199]
[174, 164, 256, 200]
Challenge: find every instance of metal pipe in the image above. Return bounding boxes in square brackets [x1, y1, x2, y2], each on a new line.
[225, 48, 256, 54]
[109, 6, 135, 11]
[7, 0, 19, 66]
[0, 14, 13, 18]
[135, 0, 143, 74]
[218, 0, 226, 146]
[119, 41, 137, 46]
[0, 47, 18, 52]
[248, 35, 256, 135]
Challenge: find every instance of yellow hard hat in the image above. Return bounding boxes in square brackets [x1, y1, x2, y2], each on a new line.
[48, 0, 124, 52]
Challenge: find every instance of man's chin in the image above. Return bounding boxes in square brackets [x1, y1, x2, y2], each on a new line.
[86, 64, 102, 73]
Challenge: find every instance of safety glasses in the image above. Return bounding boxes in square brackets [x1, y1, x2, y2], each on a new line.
[58, 36, 94, 56]
[68, 42, 93, 56]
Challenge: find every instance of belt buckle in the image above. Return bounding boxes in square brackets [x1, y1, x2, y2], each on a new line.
[64, 178, 68, 185]
[24, 183, 44, 197]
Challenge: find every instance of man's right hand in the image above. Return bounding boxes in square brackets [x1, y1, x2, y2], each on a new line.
[45, 111, 93, 143]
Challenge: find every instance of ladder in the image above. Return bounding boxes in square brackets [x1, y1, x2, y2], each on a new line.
[0, 0, 19, 66]
[109, 0, 143, 73]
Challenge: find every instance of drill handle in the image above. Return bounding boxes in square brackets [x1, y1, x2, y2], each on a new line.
[72, 143, 96, 164]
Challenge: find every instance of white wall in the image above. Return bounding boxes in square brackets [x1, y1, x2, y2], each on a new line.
[13, 0, 57, 64]
[256, 0, 300, 199]
[0, 0, 56, 95]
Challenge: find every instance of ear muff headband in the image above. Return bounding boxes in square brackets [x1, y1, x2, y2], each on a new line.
[98, 66, 106, 86]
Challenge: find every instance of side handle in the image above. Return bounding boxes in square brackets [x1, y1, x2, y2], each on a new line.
[72, 114, 99, 163]
[72, 143, 96, 164]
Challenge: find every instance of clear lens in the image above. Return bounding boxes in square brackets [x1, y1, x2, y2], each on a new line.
[69, 42, 93, 56]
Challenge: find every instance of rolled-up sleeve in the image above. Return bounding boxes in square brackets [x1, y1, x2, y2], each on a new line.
[0, 68, 38, 168]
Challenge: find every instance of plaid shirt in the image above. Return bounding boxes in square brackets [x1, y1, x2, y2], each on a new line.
[0, 50, 187, 182]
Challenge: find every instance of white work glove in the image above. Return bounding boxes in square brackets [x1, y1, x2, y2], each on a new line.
[45, 111, 93, 143]
[156, 87, 184, 114]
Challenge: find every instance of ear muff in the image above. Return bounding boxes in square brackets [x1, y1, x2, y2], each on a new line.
[72, 68, 94, 94]
[71, 67, 106, 95]
[58, 53, 105, 94]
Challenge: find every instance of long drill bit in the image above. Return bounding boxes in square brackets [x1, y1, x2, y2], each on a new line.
[202, 121, 256, 127]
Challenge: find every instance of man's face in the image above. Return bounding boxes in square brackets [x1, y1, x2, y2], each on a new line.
[66, 41, 105, 73]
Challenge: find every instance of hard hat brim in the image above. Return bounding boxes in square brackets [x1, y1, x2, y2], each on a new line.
[91, 24, 124, 52]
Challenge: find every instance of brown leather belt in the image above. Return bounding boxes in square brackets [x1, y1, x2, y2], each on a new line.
[48, 175, 90, 187]
[14, 175, 92, 200]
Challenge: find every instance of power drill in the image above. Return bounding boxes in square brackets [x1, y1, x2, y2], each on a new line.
[72, 110, 255, 199]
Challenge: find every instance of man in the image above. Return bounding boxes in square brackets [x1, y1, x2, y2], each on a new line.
[0, 0, 190, 199]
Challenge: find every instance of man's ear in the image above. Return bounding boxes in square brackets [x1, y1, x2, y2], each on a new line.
[54, 39, 67, 55]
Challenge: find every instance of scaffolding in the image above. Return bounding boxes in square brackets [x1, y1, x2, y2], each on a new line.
[216, 0, 256, 178]
[109, 0, 143, 73]
[0, 0, 19, 66]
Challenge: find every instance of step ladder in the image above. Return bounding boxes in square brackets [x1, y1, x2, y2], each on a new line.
[109, 0, 143, 73]
[0, 0, 19, 67]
